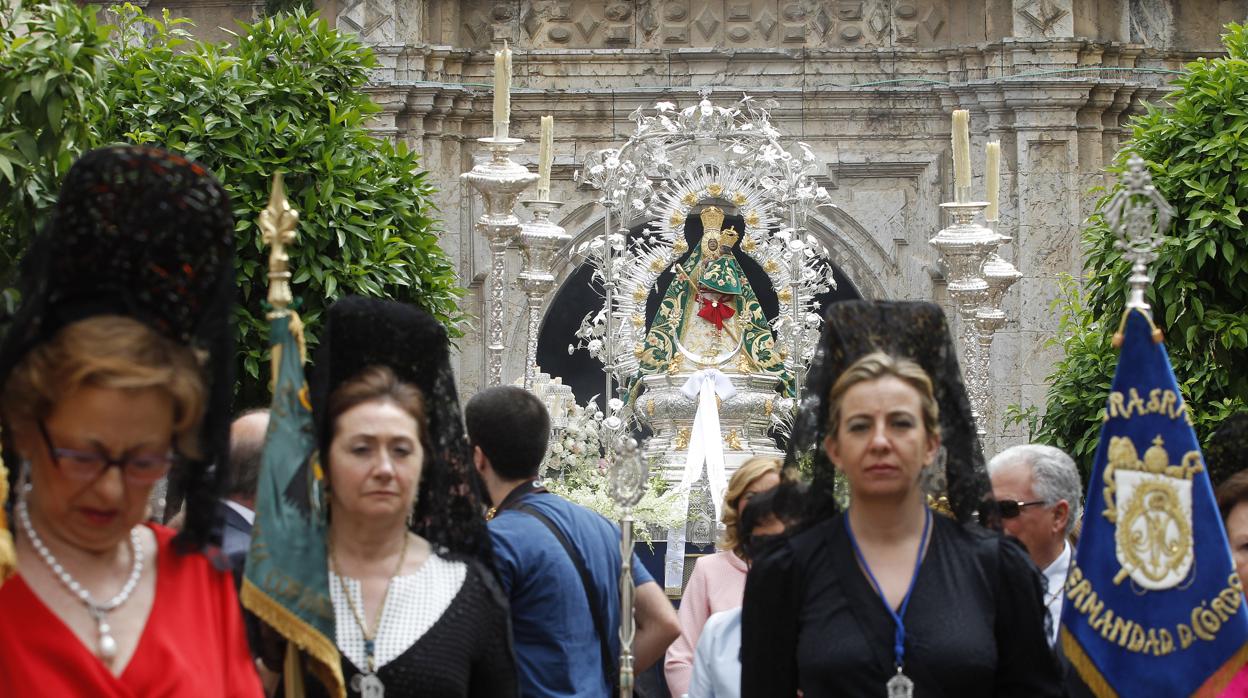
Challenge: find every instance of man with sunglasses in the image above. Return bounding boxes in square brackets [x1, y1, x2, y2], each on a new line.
[988, 444, 1084, 647]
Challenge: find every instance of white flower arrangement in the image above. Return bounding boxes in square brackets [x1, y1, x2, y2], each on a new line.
[539, 398, 687, 544]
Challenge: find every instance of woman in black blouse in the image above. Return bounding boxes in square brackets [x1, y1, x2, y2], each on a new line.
[271, 296, 517, 697]
[741, 302, 1064, 698]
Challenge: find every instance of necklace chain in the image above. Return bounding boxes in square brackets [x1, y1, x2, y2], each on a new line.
[16, 486, 143, 665]
[329, 532, 409, 672]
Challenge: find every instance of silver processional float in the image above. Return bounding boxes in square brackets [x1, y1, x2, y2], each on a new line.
[462, 42, 1022, 695]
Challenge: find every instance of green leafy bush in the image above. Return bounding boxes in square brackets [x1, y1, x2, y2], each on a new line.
[0, 2, 108, 286]
[100, 7, 461, 405]
[0, 3, 462, 405]
[1022, 23, 1248, 480]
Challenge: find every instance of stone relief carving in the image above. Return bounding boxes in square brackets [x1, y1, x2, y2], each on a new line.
[1013, 0, 1073, 38]
[461, 0, 947, 49]
[1128, 0, 1174, 48]
[338, 0, 397, 43]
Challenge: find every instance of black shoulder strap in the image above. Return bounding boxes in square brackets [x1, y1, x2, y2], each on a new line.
[514, 502, 619, 692]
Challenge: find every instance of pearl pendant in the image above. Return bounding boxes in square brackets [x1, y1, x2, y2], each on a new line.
[98, 622, 117, 664]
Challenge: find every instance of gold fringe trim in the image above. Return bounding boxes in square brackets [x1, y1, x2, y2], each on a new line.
[0, 423, 14, 584]
[242, 576, 345, 698]
[1193, 642, 1248, 697]
[1063, 628, 1248, 697]
[1061, 627, 1118, 698]
[0, 529, 13, 585]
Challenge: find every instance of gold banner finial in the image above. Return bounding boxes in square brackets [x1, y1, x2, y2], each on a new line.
[260, 172, 300, 319]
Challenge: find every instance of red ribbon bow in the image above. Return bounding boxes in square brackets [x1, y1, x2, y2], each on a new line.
[696, 294, 736, 330]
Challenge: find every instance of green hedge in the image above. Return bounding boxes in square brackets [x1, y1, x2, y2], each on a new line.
[1018, 23, 1248, 483]
[0, 3, 462, 406]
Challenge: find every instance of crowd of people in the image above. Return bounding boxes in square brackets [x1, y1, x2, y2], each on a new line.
[0, 145, 1243, 697]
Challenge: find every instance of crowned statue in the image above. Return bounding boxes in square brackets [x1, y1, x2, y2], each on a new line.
[632, 205, 793, 398]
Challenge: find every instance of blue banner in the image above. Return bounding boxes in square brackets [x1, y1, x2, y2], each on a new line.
[1060, 308, 1248, 696]
[241, 313, 344, 697]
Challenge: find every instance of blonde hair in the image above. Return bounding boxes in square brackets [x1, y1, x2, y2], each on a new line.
[1, 316, 207, 458]
[720, 455, 783, 555]
[826, 352, 940, 438]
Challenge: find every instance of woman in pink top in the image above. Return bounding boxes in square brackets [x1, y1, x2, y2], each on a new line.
[665, 456, 782, 697]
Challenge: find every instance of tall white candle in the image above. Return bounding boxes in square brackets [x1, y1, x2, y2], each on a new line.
[537, 115, 554, 200]
[951, 109, 971, 199]
[985, 141, 1001, 222]
[493, 42, 511, 140]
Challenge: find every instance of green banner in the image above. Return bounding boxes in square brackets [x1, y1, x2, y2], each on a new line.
[241, 313, 343, 698]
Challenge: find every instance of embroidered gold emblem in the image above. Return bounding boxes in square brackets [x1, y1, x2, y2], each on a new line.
[1103, 435, 1203, 590]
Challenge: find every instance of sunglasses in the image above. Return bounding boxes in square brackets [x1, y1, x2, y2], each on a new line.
[995, 499, 1047, 519]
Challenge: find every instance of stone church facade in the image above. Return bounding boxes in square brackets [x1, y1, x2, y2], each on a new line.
[147, 0, 1242, 452]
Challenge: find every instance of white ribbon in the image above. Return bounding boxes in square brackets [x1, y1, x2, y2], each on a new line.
[664, 369, 736, 591]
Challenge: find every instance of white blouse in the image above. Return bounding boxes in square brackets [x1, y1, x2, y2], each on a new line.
[329, 554, 467, 669]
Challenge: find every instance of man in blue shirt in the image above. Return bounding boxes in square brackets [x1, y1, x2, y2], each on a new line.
[466, 386, 680, 697]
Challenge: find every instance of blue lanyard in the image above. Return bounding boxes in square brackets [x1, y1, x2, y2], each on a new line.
[844, 507, 932, 672]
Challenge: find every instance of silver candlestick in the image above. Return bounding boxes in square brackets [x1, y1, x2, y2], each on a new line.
[518, 199, 571, 390]
[931, 200, 1007, 434]
[974, 252, 1022, 435]
[609, 436, 648, 698]
[462, 136, 539, 386]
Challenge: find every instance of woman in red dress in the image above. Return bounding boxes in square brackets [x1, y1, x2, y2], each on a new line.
[0, 146, 262, 697]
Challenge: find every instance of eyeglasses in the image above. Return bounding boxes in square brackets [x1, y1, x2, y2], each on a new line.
[37, 420, 175, 485]
[996, 499, 1047, 519]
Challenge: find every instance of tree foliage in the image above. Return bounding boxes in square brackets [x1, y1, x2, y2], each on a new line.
[0, 2, 109, 311]
[1021, 23, 1248, 481]
[263, 0, 312, 16]
[0, 3, 462, 405]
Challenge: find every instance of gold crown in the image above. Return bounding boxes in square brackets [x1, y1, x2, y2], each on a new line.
[720, 226, 739, 249]
[699, 206, 725, 233]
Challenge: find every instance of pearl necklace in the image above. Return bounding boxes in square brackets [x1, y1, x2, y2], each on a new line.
[16, 491, 144, 666]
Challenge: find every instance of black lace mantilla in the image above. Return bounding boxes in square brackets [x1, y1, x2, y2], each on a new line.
[0, 145, 236, 553]
[310, 295, 491, 562]
[786, 300, 997, 528]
